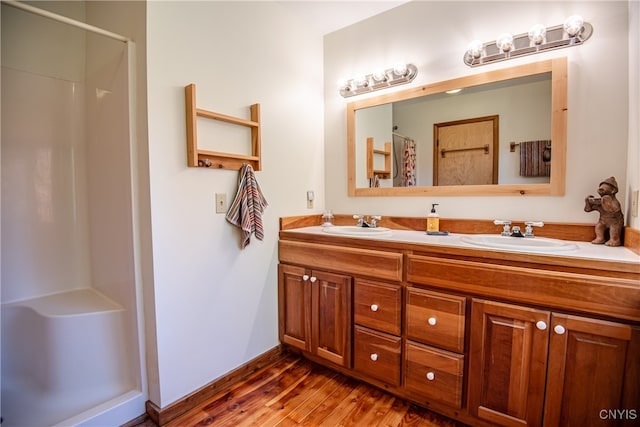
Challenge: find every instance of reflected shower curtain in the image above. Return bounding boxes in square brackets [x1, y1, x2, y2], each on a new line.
[402, 138, 416, 186]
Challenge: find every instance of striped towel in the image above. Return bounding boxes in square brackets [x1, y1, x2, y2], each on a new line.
[519, 140, 551, 177]
[225, 163, 268, 249]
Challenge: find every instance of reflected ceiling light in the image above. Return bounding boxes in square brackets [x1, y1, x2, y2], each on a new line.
[339, 63, 418, 98]
[445, 89, 462, 94]
[464, 16, 593, 67]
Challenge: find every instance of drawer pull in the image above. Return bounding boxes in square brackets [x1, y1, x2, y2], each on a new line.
[370, 353, 378, 361]
[309, 276, 317, 283]
[426, 371, 435, 381]
[302, 274, 309, 281]
[370, 304, 379, 312]
[536, 320, 547, 330]
[427, 317, 437, 326]
[554, 325, 566, 335]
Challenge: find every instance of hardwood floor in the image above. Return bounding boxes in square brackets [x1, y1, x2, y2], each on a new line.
[134, 353, 467, 426]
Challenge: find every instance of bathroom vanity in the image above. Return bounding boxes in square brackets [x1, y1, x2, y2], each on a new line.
[278, 216, 640, 427]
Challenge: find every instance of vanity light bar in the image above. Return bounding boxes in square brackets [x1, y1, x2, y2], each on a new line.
[464, 17, 593, 67]
[339, 63, 418, 98]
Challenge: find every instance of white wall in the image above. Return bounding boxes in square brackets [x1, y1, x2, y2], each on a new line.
[146, 1, 324, 407]
[325, 1, 634, 225]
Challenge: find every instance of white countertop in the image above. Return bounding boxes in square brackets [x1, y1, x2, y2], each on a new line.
[285, 226, 640, 265]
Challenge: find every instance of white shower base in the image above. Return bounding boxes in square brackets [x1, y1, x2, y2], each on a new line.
[1, 288, 142, 427]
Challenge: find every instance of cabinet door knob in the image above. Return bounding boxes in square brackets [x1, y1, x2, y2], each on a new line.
[370, 353, 378, 361]
[302, 275, 309, 281]
[536, 320, 547, 330]
[370, 304, 379, 312]
[428, 317, 437, 326]
[554, 325, 566, 335]
[426, 372, 435, 381]
[309, 276, 317, 283]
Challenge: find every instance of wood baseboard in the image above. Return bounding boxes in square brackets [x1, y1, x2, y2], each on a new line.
[146, 345, 284, 426]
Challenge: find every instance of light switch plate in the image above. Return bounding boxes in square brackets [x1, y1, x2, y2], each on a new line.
[631, 189, 639, 217]
[306, 190, 314, 209]
[215, 193, 227, 214]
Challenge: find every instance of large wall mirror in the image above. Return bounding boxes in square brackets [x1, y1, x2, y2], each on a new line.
[347, 57, 567, 196]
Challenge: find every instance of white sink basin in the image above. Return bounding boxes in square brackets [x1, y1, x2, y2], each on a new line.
[322, 226, 393, 237]
[460, 234, 579, 252]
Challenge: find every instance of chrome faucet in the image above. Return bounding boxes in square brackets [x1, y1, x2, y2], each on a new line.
[524, 221, 544, 237]
[353, 214, 382, 228]
[494, 219, 544, 237]
[493, 220, 512, 236]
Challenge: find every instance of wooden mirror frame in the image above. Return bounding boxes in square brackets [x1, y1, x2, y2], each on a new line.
[347, 57, 567, 197]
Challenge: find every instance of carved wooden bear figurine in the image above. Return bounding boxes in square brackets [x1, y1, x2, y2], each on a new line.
[584, 176, 624, 246]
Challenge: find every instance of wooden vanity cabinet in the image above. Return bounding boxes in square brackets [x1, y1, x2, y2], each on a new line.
[278, 264, 352, 367]
[278, 230, 639, 427]
[469, 299, 640, 427]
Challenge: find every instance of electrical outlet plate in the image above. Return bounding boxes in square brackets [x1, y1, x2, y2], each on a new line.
[631, 189, 639, 217]
[215, 193, 227, 214]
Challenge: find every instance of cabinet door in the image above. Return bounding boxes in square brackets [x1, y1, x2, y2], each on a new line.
[278, 264, 311, 352]
[311, 270, 352, 367]
[468, 299, 550, 427]
[543, 314, 638, 427]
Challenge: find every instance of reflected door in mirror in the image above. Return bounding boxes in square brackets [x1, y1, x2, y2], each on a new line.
[434, 116, 499, 186]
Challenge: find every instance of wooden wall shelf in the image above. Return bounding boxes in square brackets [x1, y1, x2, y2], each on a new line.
[366, 137, 391, 179]
[185, 83, 261, 170]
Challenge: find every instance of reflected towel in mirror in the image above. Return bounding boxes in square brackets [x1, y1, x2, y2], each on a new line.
[519, 140, 551, 177]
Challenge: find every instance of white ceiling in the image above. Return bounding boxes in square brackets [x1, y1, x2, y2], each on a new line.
[276, 1, 410, 35]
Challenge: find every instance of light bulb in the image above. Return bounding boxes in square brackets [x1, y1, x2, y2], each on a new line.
[528, 24, 546, 45]
[393, 62, 408, 76]
[564, 15, 584, 37]
[496, 33, 514, 52]
[336, 77, 349, 90]
[372, 69, 387, 82]
[354, 74, 368, 87]
[467, 40, 484, 59]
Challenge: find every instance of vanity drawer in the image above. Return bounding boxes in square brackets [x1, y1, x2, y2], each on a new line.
[354, 279, 402, 335]
[404, 340, 464, 408]
[353, 325, 401, 386]
[406, 287, 466, 353]
[279, 240, 402, 282]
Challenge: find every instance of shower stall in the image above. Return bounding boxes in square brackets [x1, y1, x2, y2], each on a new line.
[1, 1, 146, 425]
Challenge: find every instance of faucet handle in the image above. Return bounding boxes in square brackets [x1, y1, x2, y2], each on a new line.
[353, 214, 364, 226]
[524, 221, 544, 237]
[370, 215, 382, 227]
[494, 219, 512, 236]
[493, 219, 512, 225]
[524, 221, 544, 227]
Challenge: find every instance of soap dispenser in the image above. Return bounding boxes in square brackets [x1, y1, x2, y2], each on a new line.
[427, 204, 440, 232]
